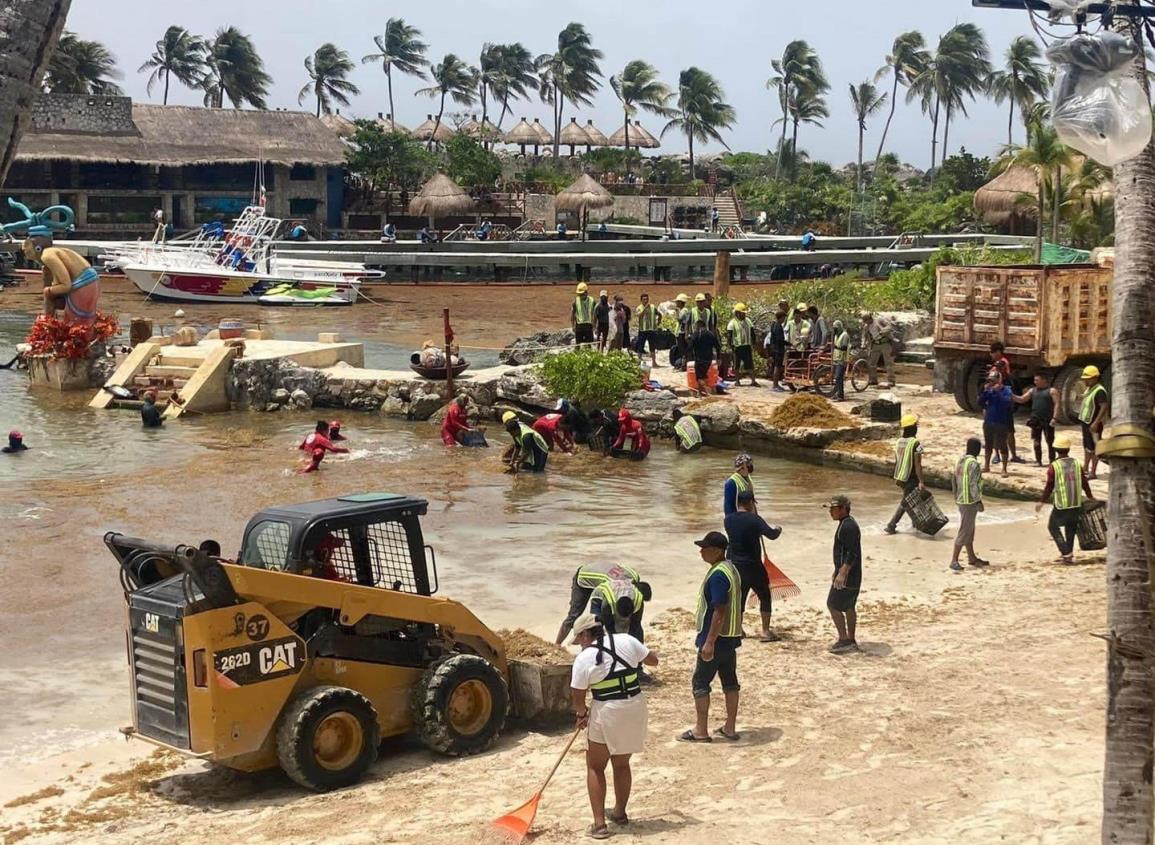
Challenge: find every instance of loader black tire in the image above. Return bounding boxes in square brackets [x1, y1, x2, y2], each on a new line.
[952, 360, 983, 413]
[413, 654, 508, 757]
[276, 686, 379, 792]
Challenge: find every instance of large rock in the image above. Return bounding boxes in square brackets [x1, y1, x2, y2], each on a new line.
[500, 328, 575, 366]
[681, 400, 741, 435]
[496, 367, 557, 410]
[379, 396, 406, 417]
[229, 358, 328, 411]
[622, 389, 679, 423]
[290, 388, 313, 410]
[408, 389, 446, 421]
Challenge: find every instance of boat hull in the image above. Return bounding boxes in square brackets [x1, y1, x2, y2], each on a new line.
[124, 266, 357, 305]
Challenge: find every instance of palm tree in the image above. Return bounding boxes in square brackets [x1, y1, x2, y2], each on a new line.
[1061, 158, 1113, 249]
[768, 40, 827, 179]
[488, 43, 536, 129]
[610, 61, 673, 152]
[138, 26, 204, 105]
[299, 44, 359, 117]
[415, 54, 478, 149]
[44, 30, 122, 94]
[361, 18, 428, 124]
[661, 67, 735, 180]
[997, 119, 1073, 260]
[873, 31, 929, 166]
[908, 23, 991, 170]
[787, 86, 829, 161]
[200, 27, 270, 109]
[0, 0, 71, 185]
[536, 23, 603, 157]
[849, 81, 888, 192]
[987, 36, 1050, 147]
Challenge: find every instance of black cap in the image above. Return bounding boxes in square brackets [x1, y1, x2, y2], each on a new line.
[694, 531, 729, 550]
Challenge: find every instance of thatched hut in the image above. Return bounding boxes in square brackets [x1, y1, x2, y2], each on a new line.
[556, 174, 614, 241]
[505, 118, 541, 155]
[411, 114, 455, 145]
[631, 120, 661, 150]
[607, 121, 658, 150]
[320, 109, 357, 139]
[583, 120, 609, 153]
[531, 118, 554, 146]
[559, 118, 593, 157]
[974, 166, 1040, 233]
[375, 112, 409, 135]
[409, 173, 475, 229]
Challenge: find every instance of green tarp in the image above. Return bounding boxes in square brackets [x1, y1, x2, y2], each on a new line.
[1041, 242, 1092, 265]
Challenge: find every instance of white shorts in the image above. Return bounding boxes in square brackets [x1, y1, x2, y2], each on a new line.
[586, 695, 647, 755]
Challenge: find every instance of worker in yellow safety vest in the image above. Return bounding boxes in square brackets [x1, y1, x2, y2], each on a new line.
[556, 562, 651, 644]
[672, 407, 703, 453]
[635, 292, 660, 367]
[885, 413, 925, 535]
[572, 282, 596, 346]
[678, 530, 743, 743]
[726, 302, 759, 387]
[950, 437, 989, 571]
[1077, 365, 1109, 480]
[502, 411, 550, 474]
[1036, 435, 1095, 564]
[723, 452, 755, 515]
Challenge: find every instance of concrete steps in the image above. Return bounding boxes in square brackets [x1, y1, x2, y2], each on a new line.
[898, 336, 935, 366]
[713, 195, 742, 229]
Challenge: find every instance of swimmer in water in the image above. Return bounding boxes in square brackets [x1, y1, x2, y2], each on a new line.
[299, 447, 327, 474]
[328, 420, 346, 441]
[300, 420, 349, 455]
[2, 430, 29, 453]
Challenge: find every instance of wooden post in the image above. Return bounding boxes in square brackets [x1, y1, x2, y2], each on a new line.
[714, 251, 731, 298]
[443, 307, 454, 400]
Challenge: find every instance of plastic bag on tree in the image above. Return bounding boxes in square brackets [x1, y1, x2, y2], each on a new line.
[1046, 0, 1097, 17]
[1046, 31, 1152, 166]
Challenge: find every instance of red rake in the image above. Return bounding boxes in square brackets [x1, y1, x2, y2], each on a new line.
[761, 539, 800, 601]
[487, 726, 582, 844]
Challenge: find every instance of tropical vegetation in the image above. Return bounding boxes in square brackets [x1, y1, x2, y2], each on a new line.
[44, 30, 122, 95]
[299, 43, 359, 117]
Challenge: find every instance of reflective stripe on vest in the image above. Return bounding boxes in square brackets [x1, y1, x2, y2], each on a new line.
[576, 563, 641, 590]
[695, 560, 742, 638]
[517, 423, 549, 454]
[588, 635, 641, 701]
[637, 304, 658, 332]
[832, 331, 851, 364]
[592, 581, 644, 629]
[1079, 383, 1106, 424]
[1052, 457, 1085, 510]
[727, 318, 752, 348]
[675, 416, 702, 450]
[575, 296, 595, 325]
[894, 437, 919, 482]
[954, 455, 982, 505]
[729, 472, 752, 495]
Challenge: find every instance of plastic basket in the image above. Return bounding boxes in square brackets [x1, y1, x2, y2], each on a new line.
[1077, 500, 1108, 551]
[902, 487, 949, 536]
[587, 428, 609, 453]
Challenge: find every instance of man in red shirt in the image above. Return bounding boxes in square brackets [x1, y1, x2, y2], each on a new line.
[441, 396, 473, 446]
[989, 342, 1024, 464]
[298, 420, 348, 472]
[612, 409, 650, 458]
[532, 412, 575, 452]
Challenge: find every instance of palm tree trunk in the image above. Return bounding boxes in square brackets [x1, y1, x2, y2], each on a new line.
[387, 67, 395, 124]
[1100, 40, 1155, 845]
[553, 84, 563, 159]
[430, 89, 446, 151]
[480, 83, 488, 126]
[688, 132, 695, 181]
[316, 95, 321, 118]
[1051, 163, 1061, 245]
[1007, 98, 1015, 148]
[498, 95, 510, 129]
[163, 68, 170, 106]
[875, 74, 900, 166]
[930, 95, 940, 172]
[775, 89, 789, 180]
[791, 116, 800, 163]
[942, 104, 951, 164]
[624, 108, 631, 154]
[1035, 179, 1044, 262]
[0, 0, 71, 183]
[857, 123, 864, 194]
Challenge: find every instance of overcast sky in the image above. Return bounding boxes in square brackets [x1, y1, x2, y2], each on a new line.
[66, 0, 1043, 168]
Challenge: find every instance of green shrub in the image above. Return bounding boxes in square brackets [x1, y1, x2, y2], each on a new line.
[535, 348, 641, 409]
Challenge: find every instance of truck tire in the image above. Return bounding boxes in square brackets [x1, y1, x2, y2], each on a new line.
[413, 654, 508, 757]
[952, 360, 983, 413]
[276, 686, 380, 792]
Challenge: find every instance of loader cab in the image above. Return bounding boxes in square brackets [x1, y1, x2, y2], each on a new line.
[239, 492, 436, 595]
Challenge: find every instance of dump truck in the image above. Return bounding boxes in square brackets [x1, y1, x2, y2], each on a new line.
[933, 264, 1112, 423]
[107, 492, 565, 792]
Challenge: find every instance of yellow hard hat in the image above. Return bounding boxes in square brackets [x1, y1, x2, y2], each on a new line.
[734, 302, 748, 313]
[675, 293, 689, 303]
[576, 282, 588, 294]
[900, 413, 919, 428]
[1054, 434, 1073, 450]
[1081, 365, 1100, 380]
[694, 293, 706, 302]
[501, 411, 517, 424]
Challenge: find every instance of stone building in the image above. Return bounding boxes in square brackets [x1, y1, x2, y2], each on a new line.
[3, 94, 348, 236]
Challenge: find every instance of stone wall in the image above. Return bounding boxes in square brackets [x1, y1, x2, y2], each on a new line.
[31, 94, 135, 135]
[524, 193, 707, 226]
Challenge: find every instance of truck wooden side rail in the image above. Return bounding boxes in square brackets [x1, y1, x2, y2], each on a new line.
[933, 264, 1111, 423]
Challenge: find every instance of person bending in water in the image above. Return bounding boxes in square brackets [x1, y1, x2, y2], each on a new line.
[299, 420, 348, 472]
[2, 430, 29, 453]
[328, 420, 346, 442]
[141, 391, 164, 428]
[612, 410, 650, 459]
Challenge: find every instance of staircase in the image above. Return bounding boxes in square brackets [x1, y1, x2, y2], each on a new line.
[712, 193, 743, 233]
[897, 336, 935, 368]
[90, 342, 238, 418]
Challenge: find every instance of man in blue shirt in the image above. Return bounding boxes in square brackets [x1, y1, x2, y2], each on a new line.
[678, 531, 742, 743]
[978, 371, 1012, 477]
[724, 491, 782, 642]
[722, 453, 755, 516]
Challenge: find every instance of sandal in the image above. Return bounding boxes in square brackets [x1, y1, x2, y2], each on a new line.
[714, 727, 740, 741]
[609, 812, 630, 826]
[587, 824, 612, 840]
[758, 631, 782, 642]
[676, 729, 712, 743]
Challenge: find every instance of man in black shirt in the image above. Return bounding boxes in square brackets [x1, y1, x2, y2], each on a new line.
[825, 493, 862, 654]
[689, 320, 720, 398]
[723, 490, 782, 642]
[140, 391, 164, 428]
[594, 290, 612, 353]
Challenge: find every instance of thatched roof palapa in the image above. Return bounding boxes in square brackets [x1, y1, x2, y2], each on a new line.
[375, 112, 409, 135]
[320, 109, 357, 139]
[632, 120, 661, 149]
[411, 114, 456, 143]
[461, 115, 502, 142]
[974, 166, 1040, 225]
[16, 103, 349, 167]
[409, 173, 476, 218]
[583, 120, 609, 147]
[608, 121, 657, 148]
[559, 118, 593, 153]
[531, 118, 553, 144]
[555, 173, 614, 213]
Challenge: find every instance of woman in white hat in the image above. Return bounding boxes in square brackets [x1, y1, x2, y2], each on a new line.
[570, 612, 658, 839]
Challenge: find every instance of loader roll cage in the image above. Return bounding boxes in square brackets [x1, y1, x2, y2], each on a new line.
[239, 492, 437, 596]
